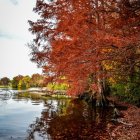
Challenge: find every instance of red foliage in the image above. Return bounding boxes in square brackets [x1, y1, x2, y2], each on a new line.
[29, 0, 140, 95]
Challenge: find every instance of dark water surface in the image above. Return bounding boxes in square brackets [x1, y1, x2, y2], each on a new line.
[0, 89, 113, 140]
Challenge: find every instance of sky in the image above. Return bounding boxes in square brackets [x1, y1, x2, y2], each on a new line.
[0, 0, 42, 79]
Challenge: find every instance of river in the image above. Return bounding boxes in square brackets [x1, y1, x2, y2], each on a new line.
[0, 89, 113, 140]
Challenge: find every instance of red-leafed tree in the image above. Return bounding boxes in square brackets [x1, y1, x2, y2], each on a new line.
[29, 0, 140, 106]
[30, 73, 45, 87]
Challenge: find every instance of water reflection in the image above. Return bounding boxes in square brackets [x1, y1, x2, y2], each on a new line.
[0, 89, 12, 102]
[0, 90, 113, 140]
[0, 90, 44, 140]
[28, 99, 113, 140]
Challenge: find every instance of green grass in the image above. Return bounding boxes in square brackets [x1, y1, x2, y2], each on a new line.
[0, 85, 10, 88]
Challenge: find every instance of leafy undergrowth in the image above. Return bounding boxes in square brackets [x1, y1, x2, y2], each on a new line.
[107, 100, 140, 140]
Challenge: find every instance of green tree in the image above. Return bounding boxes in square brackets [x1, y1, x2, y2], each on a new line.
[12, 75, 23, 89]
[18, 76, 31, 89]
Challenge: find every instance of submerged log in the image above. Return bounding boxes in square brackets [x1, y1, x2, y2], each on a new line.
[111, 118, 133, 126]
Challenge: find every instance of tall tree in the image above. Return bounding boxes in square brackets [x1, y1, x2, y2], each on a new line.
[29, 0, 140, 106]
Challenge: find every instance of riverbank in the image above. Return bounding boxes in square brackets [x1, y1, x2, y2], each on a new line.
[107, 99, 140, 140]
[18, 92, 140, 139]
[17, 91, 71, 100]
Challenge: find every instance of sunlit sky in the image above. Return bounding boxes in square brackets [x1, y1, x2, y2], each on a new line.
[0, 0, 42, 79]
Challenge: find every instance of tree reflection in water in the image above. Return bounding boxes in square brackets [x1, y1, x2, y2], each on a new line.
[0, 89, 13, 106]
[27, 99, 113, 140]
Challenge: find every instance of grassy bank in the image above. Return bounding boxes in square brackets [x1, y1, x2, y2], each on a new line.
[17, 92, 72, 100]
[0, 85, 10, 88]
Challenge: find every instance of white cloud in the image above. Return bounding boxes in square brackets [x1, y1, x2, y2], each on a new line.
[0, 0, 38, 41]
[9, 0, 18, 5]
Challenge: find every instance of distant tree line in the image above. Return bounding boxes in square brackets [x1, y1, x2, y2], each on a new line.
[0, 74, 45, 89]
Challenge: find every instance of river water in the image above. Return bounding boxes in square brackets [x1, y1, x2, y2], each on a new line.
[0, 89, 113, 140]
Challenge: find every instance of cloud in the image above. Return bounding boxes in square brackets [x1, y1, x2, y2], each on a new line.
[0, 31, 13, 39]
[9, 0, 18, 5]
[0, 0, 38, 41]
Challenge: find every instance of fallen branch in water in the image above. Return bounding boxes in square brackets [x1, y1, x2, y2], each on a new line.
[111, 118, 133, 126]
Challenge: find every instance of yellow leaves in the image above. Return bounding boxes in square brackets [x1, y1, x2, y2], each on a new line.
[102, 61, 113, 70]
[108, 77, 116, 84]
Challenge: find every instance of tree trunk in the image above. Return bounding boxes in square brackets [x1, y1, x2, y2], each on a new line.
[82, 64, 109, 107]
[80, 82, 109, 107]
[94, 63, 109, 107]
[95, 79, 108, 107]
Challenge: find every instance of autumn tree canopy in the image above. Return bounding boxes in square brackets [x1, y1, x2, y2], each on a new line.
[30, 73, 45, 87]
[29, 0, 140, 105]
[12, 75, 24, 88]
[0, 77, 10, 86]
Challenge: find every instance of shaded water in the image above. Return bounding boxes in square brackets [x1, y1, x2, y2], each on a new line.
[0, 89, 113, 140]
